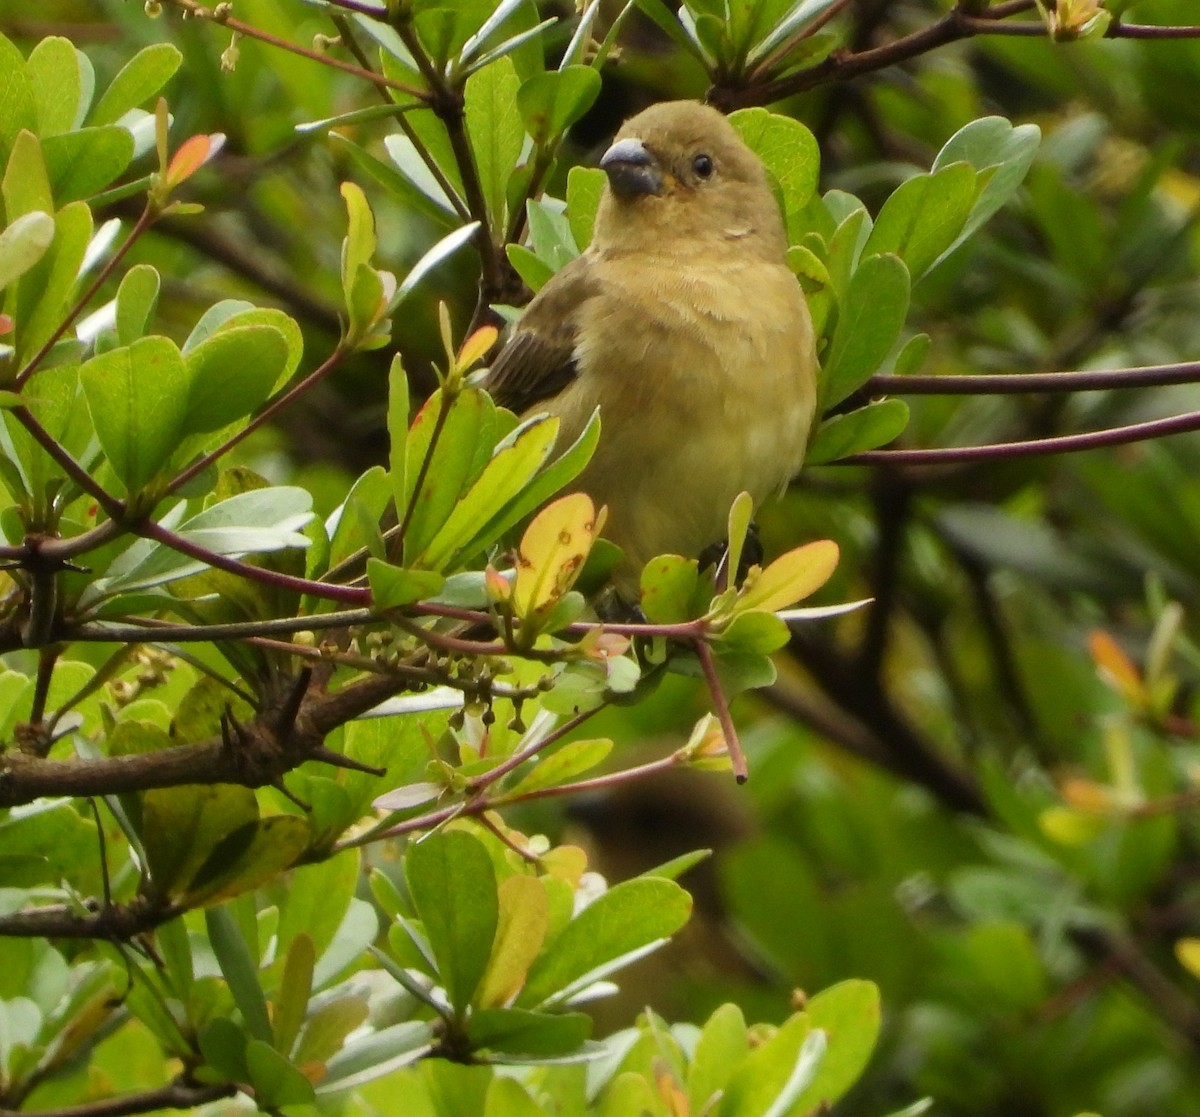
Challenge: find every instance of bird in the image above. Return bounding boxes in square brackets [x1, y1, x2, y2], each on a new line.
[484, 100, 818, 603]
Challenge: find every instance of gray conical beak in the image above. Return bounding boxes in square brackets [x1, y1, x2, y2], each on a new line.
[600, 137, 664, 198]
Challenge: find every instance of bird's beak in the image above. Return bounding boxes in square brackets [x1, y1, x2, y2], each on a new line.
[600, 137, 664, 199]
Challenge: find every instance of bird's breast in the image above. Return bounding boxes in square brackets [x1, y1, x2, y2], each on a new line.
[546, 256, 817, 586]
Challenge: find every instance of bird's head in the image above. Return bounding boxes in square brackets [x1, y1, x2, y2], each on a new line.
[592, 101, 786, 261]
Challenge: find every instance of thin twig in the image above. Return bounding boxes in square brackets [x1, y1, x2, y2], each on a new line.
[710, 1, 1037, 109]
[846, 406, 1200, 466]
[71, 609, 378, 643]
[163, 0, 429, 99]
[131, 518, 369, 605]
[15, 207, 155, 388]
[162, 346, 350, 497]
[693, 637, 748, 782]
[1112, 24, 1200, 39]
[10, 408, 124, 517]
[866, 360, 1200, 396]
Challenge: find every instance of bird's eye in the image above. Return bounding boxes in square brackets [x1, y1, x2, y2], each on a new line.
[692, 153, 714, 179]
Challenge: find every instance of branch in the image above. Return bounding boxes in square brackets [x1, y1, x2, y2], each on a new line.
[710, 1, 1038, 110]
[162, 0, 429, 99]
[162, 346, 351, 497]
[0, 897, 178, 940]
[846, 406, 1200, 466]
[70, 610, 378, 643]
[15, 206, 155, 388]
[694, 637, 748, 783]
[866, 360, 1200, 396]
[0, 670, 403, 808]
[131, 518, 369, 606]
[1112, 23, 1200, 38]
[0, 1079, 237, 1117]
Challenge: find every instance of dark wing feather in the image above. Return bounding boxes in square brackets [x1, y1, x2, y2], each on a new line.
[484, 257, 598, 415]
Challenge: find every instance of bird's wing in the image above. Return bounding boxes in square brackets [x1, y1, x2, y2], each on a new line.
[483, 256, 599, 415]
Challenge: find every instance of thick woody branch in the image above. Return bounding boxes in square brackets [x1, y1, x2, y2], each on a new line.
[0, 671, 402, 809]
[0, 1078, 237, 1117]
[0, 897, 179, 940]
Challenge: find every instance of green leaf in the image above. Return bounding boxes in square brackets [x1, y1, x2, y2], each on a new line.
[182, 299, 254, 350]
[416, 414, 560, 569]
[505, 738, 613, 798]
[13, 200, 90, 364]
[42, 126, 135, 204]
[318, 1021, 433, 1090]
[139, 772, 258, 901]
[821, 253, 910, 409]
[294, 996, 371, 1067]
[206, 906, 273, 1044]
[688, 1003, 749, 1116]
[402, 386, 497, 563]
[0, 35, 36, 166]
[566, 166, 605, 252]
[464, 56, 525, 237]
[198, 1018, 249, 1081]
[80, 335, 190, 494]
[388, 353, 409, 518]
[0, 211, 54, 292]
[519, 877, 691, 1007]
[526, 197, 578, 268]
[933, 116, 1041, 252]
[717, 1020, 826, 1117]
[824, 203, 870, 298]
[745, 0, 845, 66]
[246, 1040, 316, 1107]
[789, 980, 881, 1113]
[367, 559, 447, 607]
[447, 406, 601, 572]
[506, 242, 555, 292]
[326, 465, 390, 572]
[182, 324, 289, 434]
[467, 1007, 592, 1057]
[517, 67, 602, 148]
[806, 398, 909, 464]
[640, 554, 701, 624]
[960, 924, 1046, 1013]
[891, 332, 930, 376]
[730, 107, 820, 217]
[393, 221, 481, 308]
[274, 933, 315, 1057]
[26, 37, 83, 136]
[340, 180, 377, 301]
[90, 487, 313, 598]
[380, 132, 462, 217]
[864, 163, 977, 281]
[3, 130, 52, 230]
[406, 829, 499, 1014]
[716, 610, 790, 654]
[91, 42, 183, 126]
[184, 816, 311, 907]
[477, 875, 550, 1010]
[114, 263, 160, 345]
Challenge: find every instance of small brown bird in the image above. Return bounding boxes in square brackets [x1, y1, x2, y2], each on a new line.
[485, 101, 817, 600]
